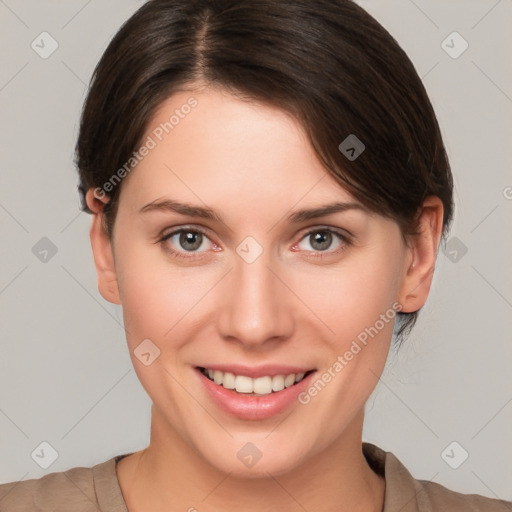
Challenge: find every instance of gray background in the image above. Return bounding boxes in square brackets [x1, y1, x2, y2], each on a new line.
[1, 0, 511, 501]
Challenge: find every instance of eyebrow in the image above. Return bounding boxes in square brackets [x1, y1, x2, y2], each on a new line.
[139, 198, 368, 223]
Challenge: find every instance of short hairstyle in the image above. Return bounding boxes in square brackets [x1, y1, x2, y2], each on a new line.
[75, 0, 454, 346]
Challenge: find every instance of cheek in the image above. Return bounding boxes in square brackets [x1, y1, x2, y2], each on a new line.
[114, 248, 206, 398]
[291, 250, 403, 347]
[291, 252, 403, 433]
[115, 242, 178, 342]
[115, 242, 217, 350]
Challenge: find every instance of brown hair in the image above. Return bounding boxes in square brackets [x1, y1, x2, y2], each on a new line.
[75, 0, 454, 345]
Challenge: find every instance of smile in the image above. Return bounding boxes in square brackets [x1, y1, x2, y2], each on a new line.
[198, 367, 314, 395]
[195, 365, 317, 420]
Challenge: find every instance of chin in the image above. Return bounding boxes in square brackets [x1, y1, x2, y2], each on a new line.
[196, 435, 310, 479]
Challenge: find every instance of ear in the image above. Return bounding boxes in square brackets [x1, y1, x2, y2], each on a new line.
[85, 188, 121, 305]
[397, 196, 444, 313]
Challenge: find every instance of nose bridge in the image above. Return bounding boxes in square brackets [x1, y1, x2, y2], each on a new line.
[218, 240, 293, 346]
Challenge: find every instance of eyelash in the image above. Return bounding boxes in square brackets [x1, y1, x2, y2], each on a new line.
[157, 225, 352, 261]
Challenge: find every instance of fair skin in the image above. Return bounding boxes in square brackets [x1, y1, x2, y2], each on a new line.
[86, 86, 443, 512]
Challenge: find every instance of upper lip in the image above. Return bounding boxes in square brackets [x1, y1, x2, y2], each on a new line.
[196, 364, 315, 379]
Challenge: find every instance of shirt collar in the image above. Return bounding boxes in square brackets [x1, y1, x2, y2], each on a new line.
[95, 444, 428, 512]
[363, 441, 434, 512]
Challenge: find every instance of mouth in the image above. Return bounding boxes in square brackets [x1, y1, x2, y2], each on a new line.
[196, 366, 316, 396]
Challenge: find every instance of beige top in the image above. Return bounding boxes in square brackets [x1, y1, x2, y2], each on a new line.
[0, 443, 510, 511]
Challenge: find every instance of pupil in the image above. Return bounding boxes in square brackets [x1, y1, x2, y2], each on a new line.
[181, 231, 202, 251]
[312, 231, 331, 251]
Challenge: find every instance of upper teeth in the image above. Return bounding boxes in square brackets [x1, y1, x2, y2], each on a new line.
[203, 368, 307, 395]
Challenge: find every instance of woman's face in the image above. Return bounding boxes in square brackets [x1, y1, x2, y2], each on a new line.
[93, 86, 417, 476]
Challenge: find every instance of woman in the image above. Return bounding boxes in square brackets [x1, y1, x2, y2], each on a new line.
[0, 0, 509, 510]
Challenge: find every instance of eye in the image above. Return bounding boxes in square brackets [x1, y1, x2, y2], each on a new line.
[293, 228, 351, 259]
[158, 227, 217, 259]
[158, 225, 351, 261]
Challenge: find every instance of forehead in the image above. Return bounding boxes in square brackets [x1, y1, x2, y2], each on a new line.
[119, 87, 357, 213]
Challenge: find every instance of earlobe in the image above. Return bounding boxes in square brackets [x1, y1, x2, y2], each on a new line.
[398, 196, 444, 313]
[85, 188, 121, 305]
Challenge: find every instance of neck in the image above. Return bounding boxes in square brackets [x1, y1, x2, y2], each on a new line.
[117, 407, 385, 512]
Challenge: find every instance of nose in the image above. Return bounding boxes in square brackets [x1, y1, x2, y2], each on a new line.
[217, 248, 295, 349]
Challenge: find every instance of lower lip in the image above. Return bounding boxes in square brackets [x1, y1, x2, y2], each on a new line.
[194, 367, 316, 421]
